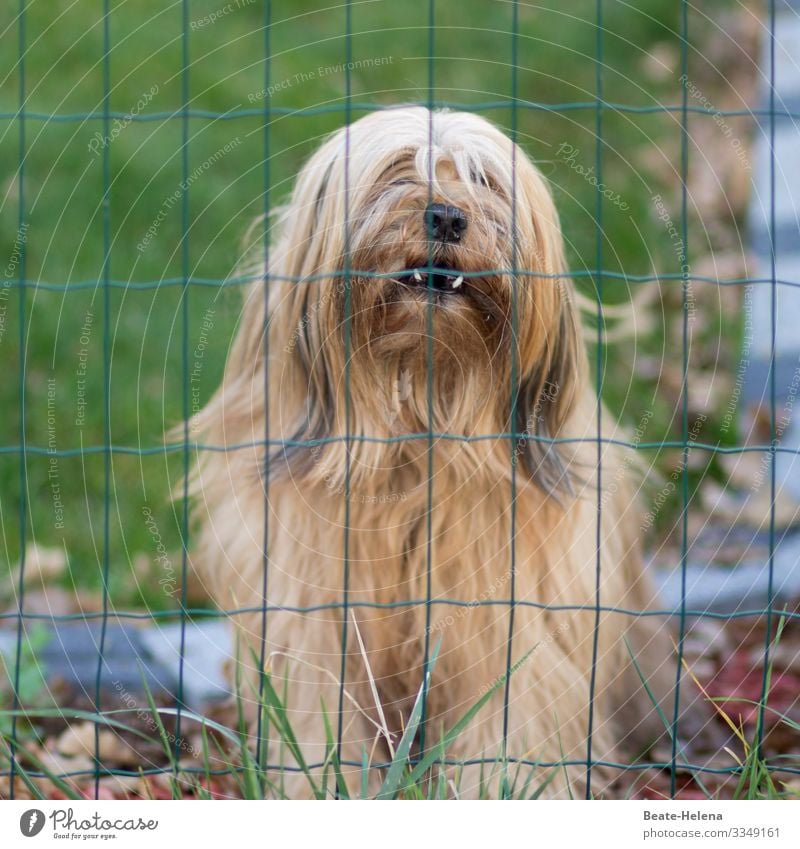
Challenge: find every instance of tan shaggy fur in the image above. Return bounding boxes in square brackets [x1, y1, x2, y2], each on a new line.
[186, 107, 691, 798]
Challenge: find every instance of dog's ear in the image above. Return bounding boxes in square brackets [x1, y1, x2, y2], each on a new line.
[245, 147, 344, 479]
[288, 280, 336, 434]
[514, 296, 584, 495]
[513, 159, 587, 496]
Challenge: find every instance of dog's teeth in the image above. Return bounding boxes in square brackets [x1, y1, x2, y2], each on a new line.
[451, 275, 463, 289]
[412, 271, 422, 282]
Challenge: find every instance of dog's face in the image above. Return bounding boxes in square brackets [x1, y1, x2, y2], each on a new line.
[259, 108, 585, 489]
[348, 152, 516, 358]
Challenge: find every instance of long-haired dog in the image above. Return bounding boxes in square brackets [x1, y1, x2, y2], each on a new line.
[188, 107, 693, 797]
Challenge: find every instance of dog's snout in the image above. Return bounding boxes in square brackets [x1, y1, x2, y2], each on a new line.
[424, 203, 467, 243]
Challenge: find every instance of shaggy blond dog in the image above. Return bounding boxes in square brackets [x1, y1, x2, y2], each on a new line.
[188, 107, 687, 797]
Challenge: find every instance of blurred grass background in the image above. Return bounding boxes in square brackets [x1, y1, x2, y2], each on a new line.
[0, 0, 737, 608]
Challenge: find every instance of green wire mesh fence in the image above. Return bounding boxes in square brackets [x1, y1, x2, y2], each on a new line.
[1, 0, 797, 800]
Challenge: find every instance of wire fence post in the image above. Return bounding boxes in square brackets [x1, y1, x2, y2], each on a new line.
[9, 0, 28, 804]
[585, 0, 604, 799]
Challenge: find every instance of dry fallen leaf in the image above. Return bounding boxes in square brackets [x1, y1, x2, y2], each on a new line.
[20, 544, 68, 587]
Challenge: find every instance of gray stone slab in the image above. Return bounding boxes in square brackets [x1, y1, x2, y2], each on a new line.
[137, 619, 232, 707]
[0, 619, 232, 710]
[652, 531, 800, 615]
[0, 621, 177, 702]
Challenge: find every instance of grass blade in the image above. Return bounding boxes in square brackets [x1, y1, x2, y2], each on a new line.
[376, 637, 442, 799]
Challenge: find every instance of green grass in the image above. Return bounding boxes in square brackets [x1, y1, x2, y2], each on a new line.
[2, 628, 799, 800]
[0, 634, 563, 799]
[1, 0, 726, 607]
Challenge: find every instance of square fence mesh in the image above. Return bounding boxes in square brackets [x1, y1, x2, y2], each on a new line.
[1, 0, 796, 801]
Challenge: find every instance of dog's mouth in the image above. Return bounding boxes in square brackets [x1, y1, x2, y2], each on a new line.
[373, 255, 510, 330]
[393, 264, 467, 294]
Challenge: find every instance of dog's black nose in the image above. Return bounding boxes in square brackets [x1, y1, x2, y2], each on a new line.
[424, 203, 467, 243]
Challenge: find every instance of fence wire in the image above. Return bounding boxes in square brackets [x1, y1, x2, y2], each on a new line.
[1, 0, 793, 801]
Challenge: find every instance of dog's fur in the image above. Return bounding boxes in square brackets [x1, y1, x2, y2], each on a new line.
[188, 107, 687, 797]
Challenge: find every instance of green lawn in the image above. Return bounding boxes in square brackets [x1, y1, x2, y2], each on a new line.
[0, 0, 722, 608]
